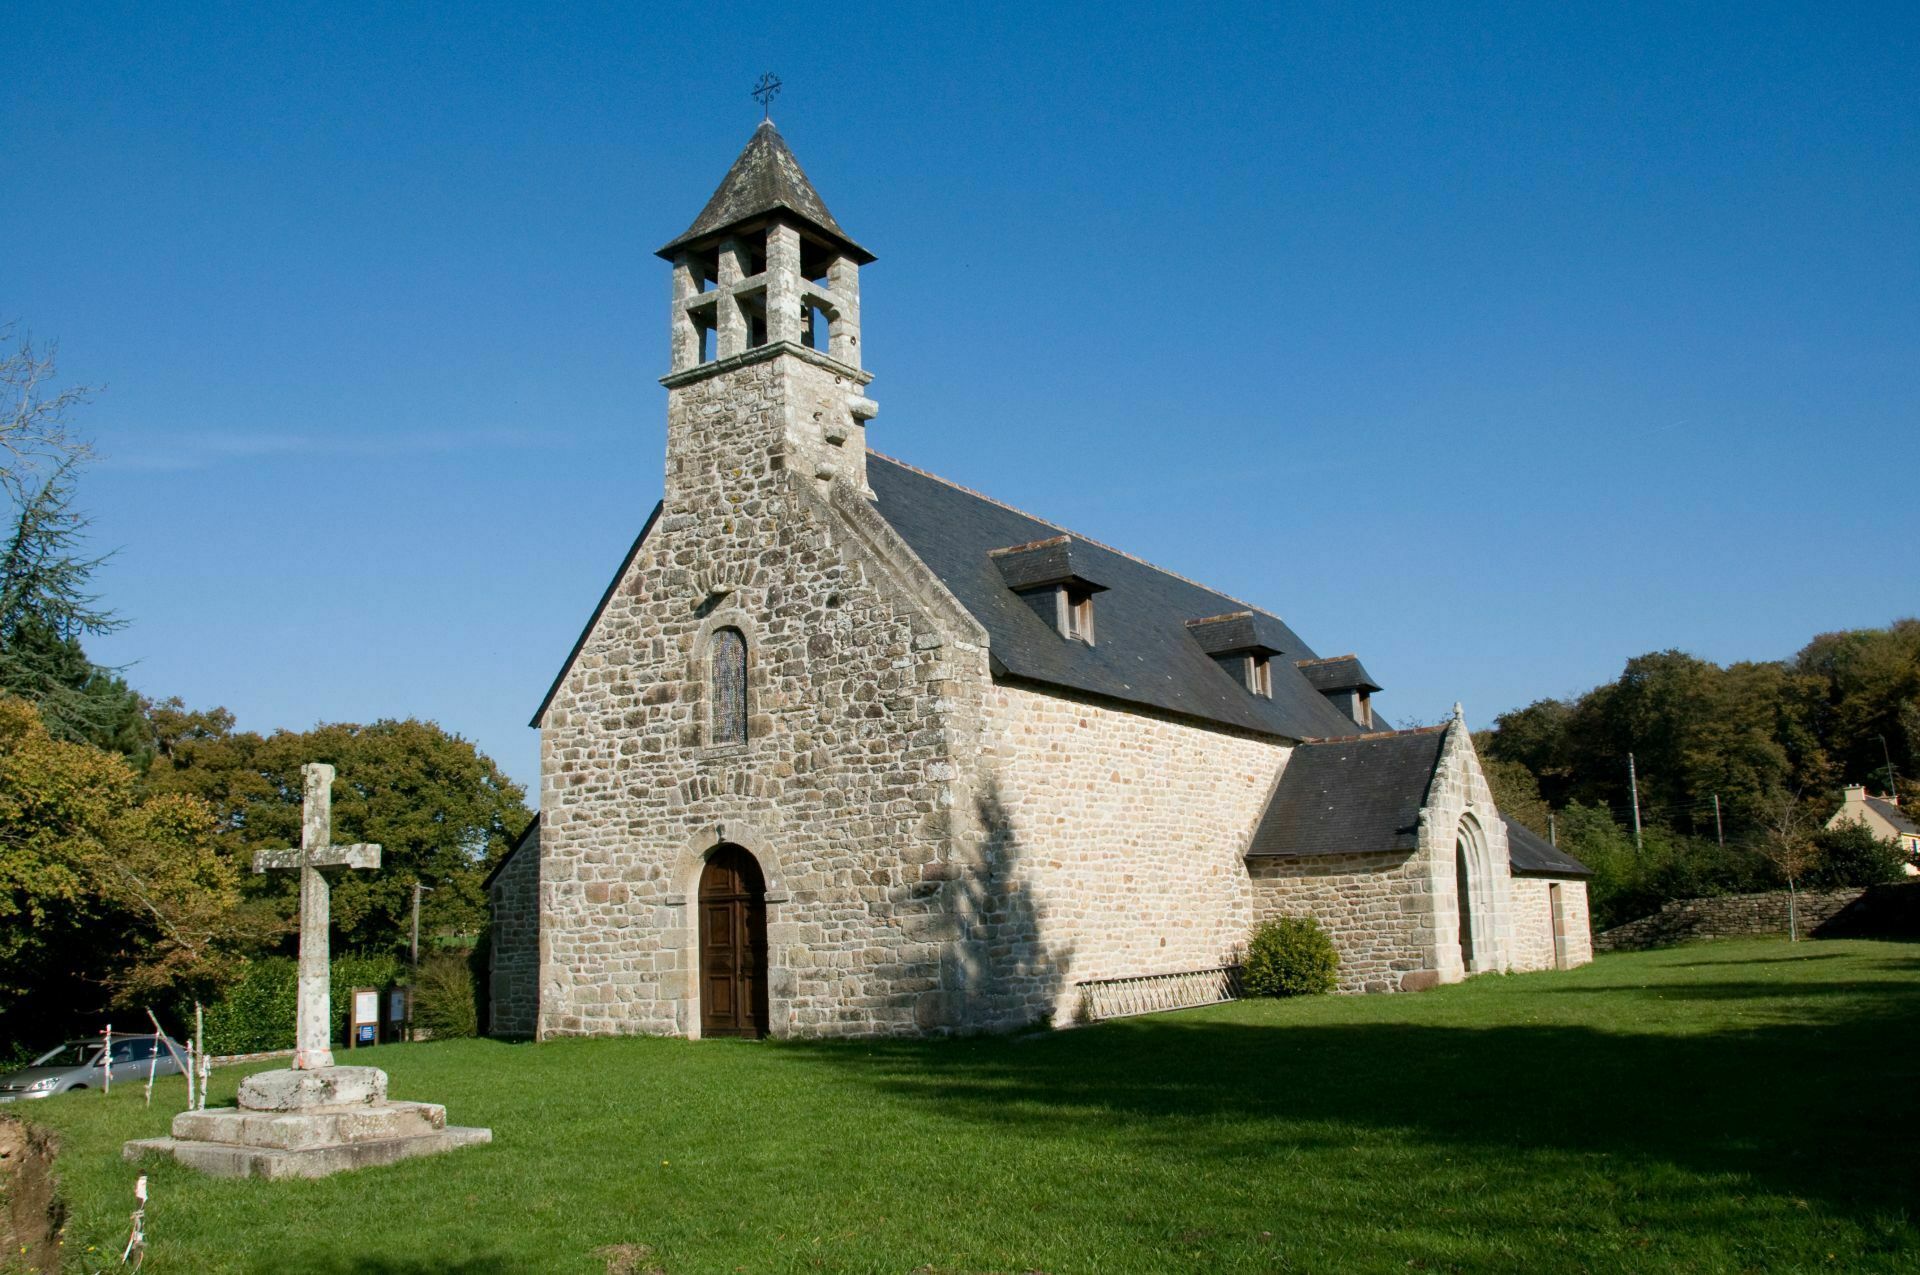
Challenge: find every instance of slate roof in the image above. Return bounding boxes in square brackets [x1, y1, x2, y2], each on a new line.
[1245, 729, 1448, 857]
[867, 453, 1368, 740]
[1866, 796, 1920, 837]
[530, 504, 662, 727]
[482, 814, 541, 891]
[656, 120, 874, 264]
[1501, 815, 1594, 878]
[1296, 654, 1382, 694]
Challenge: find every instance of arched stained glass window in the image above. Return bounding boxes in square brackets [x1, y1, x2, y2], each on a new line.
[711, 627, 748, 745]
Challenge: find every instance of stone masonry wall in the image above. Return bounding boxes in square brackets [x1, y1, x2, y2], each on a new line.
[538, 348, 992, 1040]
[970, 683, 1288, 1027]
[487, 822, 541, 1037]
[1595, 888, 1864, 952]
[1247, 851, 1434, 993]
[1416, 717, 1516, 981]
[1508, 876, 1594, 972]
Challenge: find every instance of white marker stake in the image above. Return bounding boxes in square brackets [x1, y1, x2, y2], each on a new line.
[145, 1039, 158, 1107]
[194, 1002, 206, 1110]
[103, 1024, 111, 1096]
[123, 1174, 147, 1266]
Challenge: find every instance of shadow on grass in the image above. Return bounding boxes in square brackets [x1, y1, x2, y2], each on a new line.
[773, 969, 1920, 1237]
[1544, 978, 1910, 1000]
[1673, 952, 1849, 966]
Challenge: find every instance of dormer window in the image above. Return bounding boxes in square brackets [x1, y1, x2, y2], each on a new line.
[1295, 654, 1384, 728]
[1250, 653, 1273, 698]
[1186, 611, 1285, 699]
[990, 536, 1108, 646]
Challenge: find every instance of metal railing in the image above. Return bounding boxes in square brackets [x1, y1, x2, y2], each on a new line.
[1075, 964, 1244, 1022]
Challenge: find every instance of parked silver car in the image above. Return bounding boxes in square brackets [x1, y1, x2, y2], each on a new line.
[0, 1035, 183, 1100]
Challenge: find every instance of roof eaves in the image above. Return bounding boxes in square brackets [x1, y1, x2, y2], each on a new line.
[482, 814, 541, 890]
[529, 502, 663, 729]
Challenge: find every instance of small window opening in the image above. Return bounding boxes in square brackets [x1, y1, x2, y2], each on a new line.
[1357, 690, 1373, 728]
[1063, 586, 1096, 645]
[803, 303, 831, 352]
[696, 314, 716, 364]
[1249, 654, 1272, 698]
[711, 627, 749, 746]
[737, 292, 768, 350]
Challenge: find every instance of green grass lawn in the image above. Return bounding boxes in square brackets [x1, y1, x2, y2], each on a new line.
[21, 938, 1920, 1274]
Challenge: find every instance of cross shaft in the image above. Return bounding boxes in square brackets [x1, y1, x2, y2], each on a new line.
[253, 763, 382, 1070]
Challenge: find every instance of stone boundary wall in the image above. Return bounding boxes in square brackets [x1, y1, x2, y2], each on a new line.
[1595, 888, 1865, 951]
[209, 1048, 295, 1068]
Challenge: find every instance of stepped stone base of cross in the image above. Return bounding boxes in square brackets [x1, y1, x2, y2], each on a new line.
[122, 763, 491, 1179]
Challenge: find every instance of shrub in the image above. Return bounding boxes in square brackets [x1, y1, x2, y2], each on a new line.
[411, 954, 478, 1039]
[199, 952, 404, 1055]
[1243, 916, 1340, 997]
[1808, 822, 1909, 888]
[200, 957, 297, 1054]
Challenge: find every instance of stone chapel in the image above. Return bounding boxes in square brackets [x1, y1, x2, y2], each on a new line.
[486, 121, 1594, 1040]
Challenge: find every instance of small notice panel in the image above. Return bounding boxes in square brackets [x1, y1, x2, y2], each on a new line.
[351, 987, 379, 1047]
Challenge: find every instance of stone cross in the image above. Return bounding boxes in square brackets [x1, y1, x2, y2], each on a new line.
[253, 763, 381, 1070]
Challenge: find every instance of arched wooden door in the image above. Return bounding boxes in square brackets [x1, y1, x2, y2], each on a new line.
[699, 845, 768, 1038]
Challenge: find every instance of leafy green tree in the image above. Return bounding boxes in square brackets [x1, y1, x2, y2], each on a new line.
[143, 709, 532, 956]
[0, 331, 140, 753]
[0, 696, 243, 1050]
[1476, 748, 1552, 837]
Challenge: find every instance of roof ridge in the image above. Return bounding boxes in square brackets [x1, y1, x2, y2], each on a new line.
[1295, 653, 1361, 667]
[1299, 725, 1447, 744]
[867, 449, 1287, 626]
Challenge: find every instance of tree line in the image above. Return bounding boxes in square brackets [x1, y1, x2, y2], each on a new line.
[0, 329, 531, 1056]
[1478, 621, 1919, 928]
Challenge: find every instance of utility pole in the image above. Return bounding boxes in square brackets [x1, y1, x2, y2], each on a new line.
[1712, 793, 1724, 849]
[410, 881, 434, 969]
[1628, 752, 1644, 853]
[408, 882, 434, 1043]
[1548, 811, 1557, 847]
[1881, 734, 1899, 797]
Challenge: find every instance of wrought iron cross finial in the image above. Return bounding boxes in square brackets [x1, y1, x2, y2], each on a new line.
[752, 72, 782, 119]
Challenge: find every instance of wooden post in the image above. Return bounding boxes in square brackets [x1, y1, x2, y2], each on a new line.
[146, 1008, 192, 1110]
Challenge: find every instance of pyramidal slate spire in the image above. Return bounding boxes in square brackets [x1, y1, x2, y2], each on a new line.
[656, 120, 872, 264]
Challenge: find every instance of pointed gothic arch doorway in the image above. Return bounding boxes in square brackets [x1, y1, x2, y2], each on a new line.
[699, 845, 768, 1038]
[1455, 837, 1477, 970]
[1455, 814, 1490, 973]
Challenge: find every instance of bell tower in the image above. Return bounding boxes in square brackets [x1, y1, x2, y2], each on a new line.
[657, 120, 879, 500]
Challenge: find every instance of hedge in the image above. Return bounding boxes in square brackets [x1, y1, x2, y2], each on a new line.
[197, 953, 404, 1055]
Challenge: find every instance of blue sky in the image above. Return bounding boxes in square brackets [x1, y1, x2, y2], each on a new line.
[6, 2, 1915, 796]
